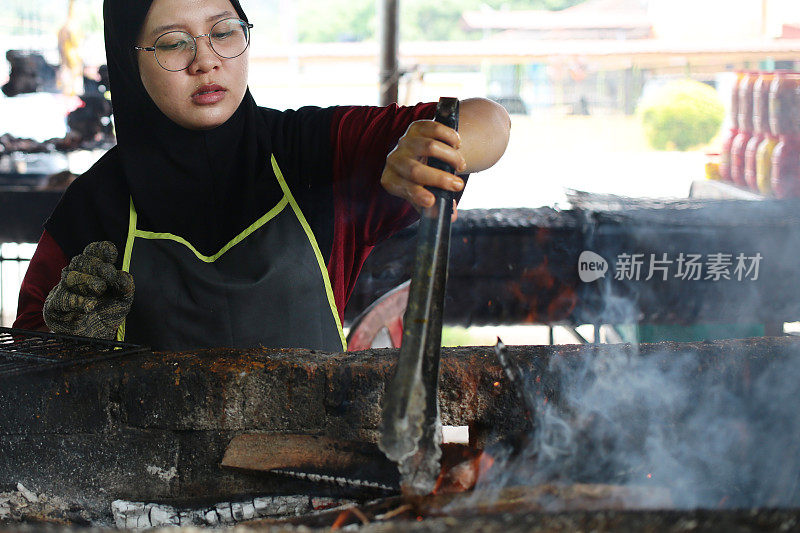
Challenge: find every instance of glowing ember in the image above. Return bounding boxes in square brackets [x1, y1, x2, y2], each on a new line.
[433, 446, 496, 495]
[331, 509, 350, 530]
[478, 451, 496, 478]
[330, 507, 369, 530]
[493, 381, 501, 387]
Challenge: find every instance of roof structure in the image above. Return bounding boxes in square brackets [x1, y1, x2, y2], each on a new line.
[461, 0, 651, 35]
[252, 38, 800, 72]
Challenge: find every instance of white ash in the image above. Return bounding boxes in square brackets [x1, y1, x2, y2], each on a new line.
[112, 494, 355, 529]
[15, 483, 38, 504]
[145, 465, 178, 483]
[0, 483, 90, 524]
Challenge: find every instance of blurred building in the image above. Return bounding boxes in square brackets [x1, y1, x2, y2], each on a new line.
[460, 0, 800, 114]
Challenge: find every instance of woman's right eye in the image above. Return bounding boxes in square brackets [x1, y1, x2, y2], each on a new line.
[157, 36, 190, 52]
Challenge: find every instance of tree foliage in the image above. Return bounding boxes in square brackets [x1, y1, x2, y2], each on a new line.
[296, 0, 587, 43]
[2, 0, 587, 43]
[2, 0, 103, 36]
[638, 79, 725, 151]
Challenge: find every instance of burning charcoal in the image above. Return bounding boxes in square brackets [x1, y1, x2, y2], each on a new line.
[203, 508, 220, 525]
[312, 496, 355, 512]
[254, 495, 313, 517]
[433, 443, 493, 494]
[177, 508, 206, 526]
[214, 502, 234, 523]
[231, 501, 256, 521]
[148, 503, 180, 527]
[111, 500, 146, 529]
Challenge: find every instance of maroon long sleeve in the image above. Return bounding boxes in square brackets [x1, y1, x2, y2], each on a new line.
[13, 230, 68, 331]
[326, 103, 436, 320]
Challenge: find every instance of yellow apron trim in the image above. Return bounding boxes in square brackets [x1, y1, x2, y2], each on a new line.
[131, 195, 290, 263]
[117, 154, 346, 351]
[117, 197, 139, 342]
[271, 155, 347, 351]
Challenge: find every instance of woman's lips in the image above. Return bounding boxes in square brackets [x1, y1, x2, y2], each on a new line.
[192, 84, 226, 105]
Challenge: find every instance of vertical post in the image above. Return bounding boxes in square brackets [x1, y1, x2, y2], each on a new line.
[623, 67, 635, 115]
[379, 0, 399, 106]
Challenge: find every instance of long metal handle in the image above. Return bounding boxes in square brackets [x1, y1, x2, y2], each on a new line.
[379, 97, 459, 494]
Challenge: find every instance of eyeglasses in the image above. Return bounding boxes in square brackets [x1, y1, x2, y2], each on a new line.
[134, 18, 253, 72]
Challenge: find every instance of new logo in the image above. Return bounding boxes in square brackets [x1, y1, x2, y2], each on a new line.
[578, 251, 608, 282]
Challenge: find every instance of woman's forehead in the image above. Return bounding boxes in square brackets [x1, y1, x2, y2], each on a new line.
[141, 0, 238, 36]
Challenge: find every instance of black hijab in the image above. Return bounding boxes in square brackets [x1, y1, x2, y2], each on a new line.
[101, 0, 282, 256]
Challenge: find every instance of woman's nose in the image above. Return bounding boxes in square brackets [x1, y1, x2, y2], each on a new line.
[188, 37, 220, 73]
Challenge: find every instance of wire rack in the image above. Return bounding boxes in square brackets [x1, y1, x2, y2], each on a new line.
[0, 327, 150, 377]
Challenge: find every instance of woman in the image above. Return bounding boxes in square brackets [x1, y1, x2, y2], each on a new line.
[14, 0, 510, 351]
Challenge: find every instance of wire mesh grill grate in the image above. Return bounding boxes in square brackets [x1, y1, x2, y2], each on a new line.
[0, 327, 150, 377]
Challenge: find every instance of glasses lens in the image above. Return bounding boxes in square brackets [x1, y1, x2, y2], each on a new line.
[154, 31, 196, 71]
[209, 19, 250, 58]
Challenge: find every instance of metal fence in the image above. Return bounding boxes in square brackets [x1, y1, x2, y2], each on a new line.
[0, 243, 35, 327]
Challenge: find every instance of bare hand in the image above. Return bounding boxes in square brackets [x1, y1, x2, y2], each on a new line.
[381, 120, 467, 219]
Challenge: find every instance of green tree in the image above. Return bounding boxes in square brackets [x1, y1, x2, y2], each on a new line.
[295, 0, 588, 43]
[638, 79, 725, 151]
[297, 0, 375, 43]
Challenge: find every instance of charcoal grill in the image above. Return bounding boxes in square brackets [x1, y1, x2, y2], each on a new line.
[0, 326, 150, 377]
[2, 336, 799, 526]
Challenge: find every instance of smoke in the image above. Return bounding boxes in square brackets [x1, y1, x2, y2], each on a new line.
[473, 341, 800, 509]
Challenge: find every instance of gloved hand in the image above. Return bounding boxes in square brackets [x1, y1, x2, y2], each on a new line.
[43, 241, 135, 340]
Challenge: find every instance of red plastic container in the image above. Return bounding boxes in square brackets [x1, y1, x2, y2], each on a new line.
[719, 71, 745, 183]
[769, 72, 800, 136]
[731, 71, 758, 186]
[745, 72, 775, 190]
[771, 136, 800, 198]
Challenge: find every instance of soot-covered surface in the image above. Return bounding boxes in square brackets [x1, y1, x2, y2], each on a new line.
[1, 336, 799, 522]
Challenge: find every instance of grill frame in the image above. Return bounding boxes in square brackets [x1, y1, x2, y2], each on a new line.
[0, 326, 150, 377]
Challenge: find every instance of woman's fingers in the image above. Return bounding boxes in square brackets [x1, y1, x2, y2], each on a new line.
[406, 119, 461, 147]
[386, 154, 464, 189]
[381, 119, 467, 210]
[398, 122, 466, 173]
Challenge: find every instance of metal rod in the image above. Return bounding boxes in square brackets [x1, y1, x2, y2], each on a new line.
[379, 0, 399, 106]
[379, 98, 459, 494]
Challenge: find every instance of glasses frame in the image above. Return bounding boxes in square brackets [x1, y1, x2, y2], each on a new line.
[134, 18, 254, 72]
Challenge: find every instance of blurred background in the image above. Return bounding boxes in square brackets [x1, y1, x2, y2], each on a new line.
[2, 0, 800, 342]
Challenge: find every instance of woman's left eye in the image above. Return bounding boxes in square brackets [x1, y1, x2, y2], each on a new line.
[212, 30, 234, 40]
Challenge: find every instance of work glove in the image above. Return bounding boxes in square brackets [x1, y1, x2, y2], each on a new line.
[43, 241, 135, 341]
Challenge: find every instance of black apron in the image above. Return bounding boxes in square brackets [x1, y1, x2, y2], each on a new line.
[117, 155, 346, 352]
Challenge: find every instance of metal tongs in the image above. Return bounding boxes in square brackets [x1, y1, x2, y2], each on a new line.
[379, 97, 460, 494]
